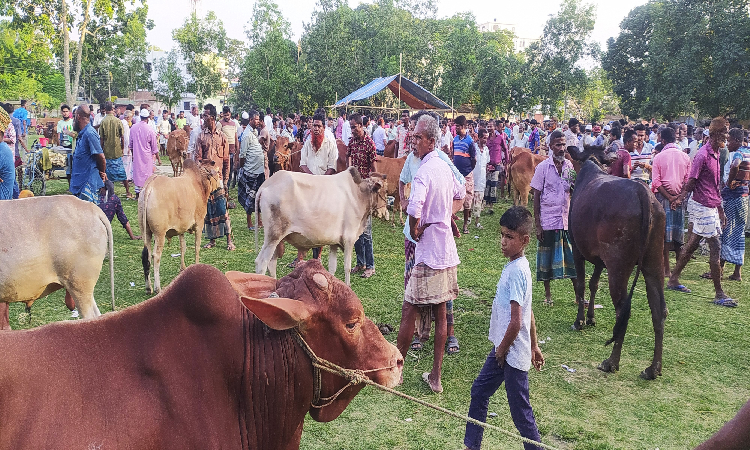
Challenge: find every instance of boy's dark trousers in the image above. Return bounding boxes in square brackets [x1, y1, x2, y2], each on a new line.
[464, 347, 541, 450]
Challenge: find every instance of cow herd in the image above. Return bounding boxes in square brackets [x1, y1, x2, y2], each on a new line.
[0, 141, 740, 448]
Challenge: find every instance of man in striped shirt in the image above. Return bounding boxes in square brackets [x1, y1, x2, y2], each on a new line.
[629, 126, 653, 184]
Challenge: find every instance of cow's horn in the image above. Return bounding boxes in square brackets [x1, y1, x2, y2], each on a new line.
[312, 273, 329, 290]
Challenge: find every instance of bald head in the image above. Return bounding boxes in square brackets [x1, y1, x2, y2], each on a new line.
[76, 105, 91, 118]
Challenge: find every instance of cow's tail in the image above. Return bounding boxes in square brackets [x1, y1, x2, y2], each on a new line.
[98, 208, 116, 311]
[606, 184, 651, 346]
[254, 189, 260, 253]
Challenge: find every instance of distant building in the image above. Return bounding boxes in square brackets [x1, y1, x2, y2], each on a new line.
[477, 20, 540, 53]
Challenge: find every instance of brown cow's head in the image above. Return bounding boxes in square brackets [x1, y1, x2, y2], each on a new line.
[227, 260, 403, 422]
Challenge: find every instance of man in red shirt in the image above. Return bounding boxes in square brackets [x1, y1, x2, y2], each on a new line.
[347, 113, 377, 278]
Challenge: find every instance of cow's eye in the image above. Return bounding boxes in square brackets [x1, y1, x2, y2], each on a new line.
[345, 321, 358, 330]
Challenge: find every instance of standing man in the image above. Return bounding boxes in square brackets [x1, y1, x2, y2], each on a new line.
[70, 105, 106, 202]
[527, 120, 540, 153]
[196, 103, 235, 251]
[57, 104, 76, 185]
[668, 117, 737, 307]
[441, 120, 453, 156]
[564, 118, 581, 151]
[397, 114, 409, 157]
[175, 111, 187, 131]
[237, 110, 265, 231]
[219, 105, 239, 188]
[719, 128, 750, 282]
[472, 129, 490, 230]
[453, 115, 476, 234]
[341, 111, 352, 147]
[12, 99, 29, 139]
[676, 123, 689, 150]
[158, 110, 171, 158]
[651, 127, 690, 277]
[286, 113, 339, 268]
[99, 102, 131, 198]
[372, 117, 387, 156]
[129, 108, 159, 197]
[396, 113, 465, 394]
[485, 119, 508, 212]
[0, 108, 17, 200]
[335, 110, 345, 140]
[187, 105, 202, 159]
[347, 113, 377, 278]
[630, 126, 653, 184]
[264, 108, 273, 131]
[531, 130, 577, 306]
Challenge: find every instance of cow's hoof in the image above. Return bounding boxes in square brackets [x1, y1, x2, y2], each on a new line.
[640, 365, 661, 380]
[598, 359, 619, 373]
[586, 316, 596, 326]
[145, 287, 152, 295]
[571, 320, 584, 331]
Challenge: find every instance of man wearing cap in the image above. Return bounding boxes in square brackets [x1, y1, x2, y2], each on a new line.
[0, 107, 15, 200]
[175, 111, 187, 131]
[582, 124, 595, 146]
[595, 125, 610, 147]
[70, 105, 107, 202]
[129, 108, 159, 197]
[591, 125, 602, 146]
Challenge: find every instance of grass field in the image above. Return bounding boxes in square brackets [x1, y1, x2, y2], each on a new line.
[7, 167, 750, 450]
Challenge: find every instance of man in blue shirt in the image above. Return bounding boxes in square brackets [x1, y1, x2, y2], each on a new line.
[0, 107, 15, 200]
[11, 100, 29, 137]
[70, 105, 106, 202]
[452, 115, 476, 234]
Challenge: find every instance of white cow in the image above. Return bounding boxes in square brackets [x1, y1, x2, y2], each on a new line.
[0, 196, 114, 329]
[254, 167, 387, 285]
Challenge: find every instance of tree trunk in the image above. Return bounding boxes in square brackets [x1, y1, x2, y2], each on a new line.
[62, 0, 72, 106]
[72, 0, 94, 107]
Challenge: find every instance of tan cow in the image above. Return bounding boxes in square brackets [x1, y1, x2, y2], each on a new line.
[254, 167, 387, 285]
[508, 150, 546, 206]
[374, 155, 408, 224]
[139, 159, 220, 294]
[166, 128, 189, 177]
[0, 196, 114, 329]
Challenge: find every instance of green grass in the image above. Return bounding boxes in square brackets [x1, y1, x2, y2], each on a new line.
[8, 173, 750, 450]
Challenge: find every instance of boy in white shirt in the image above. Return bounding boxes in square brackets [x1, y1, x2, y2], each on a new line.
[463, 206, 545, 450]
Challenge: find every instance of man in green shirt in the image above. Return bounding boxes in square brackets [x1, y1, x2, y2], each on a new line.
[99, 101, 131, 198]
[175, 111, 187, 131]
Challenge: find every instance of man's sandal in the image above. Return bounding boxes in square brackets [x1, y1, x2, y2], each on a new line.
[714, 298, 738, 308]
[446, 336, 460, 355]
[410, 337, 423, 351]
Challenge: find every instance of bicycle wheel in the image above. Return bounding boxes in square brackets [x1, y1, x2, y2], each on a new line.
[28, 167, 46, 196]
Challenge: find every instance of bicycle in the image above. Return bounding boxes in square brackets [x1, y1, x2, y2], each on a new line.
[21, 140, 47, 196]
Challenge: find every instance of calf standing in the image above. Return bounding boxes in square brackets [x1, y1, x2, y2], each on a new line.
[139, 159, 220, 294]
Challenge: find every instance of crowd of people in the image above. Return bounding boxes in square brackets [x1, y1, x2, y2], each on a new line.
[1, 98, 749, 450]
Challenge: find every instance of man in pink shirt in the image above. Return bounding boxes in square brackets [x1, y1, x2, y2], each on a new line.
[531, 130, 577, 306]
[651, 127, 691, 276]
[396, 113, 465, 394]
[484, 119, 508, 212]
[668, 117, 737, 307]
[129, 108, 159, 197]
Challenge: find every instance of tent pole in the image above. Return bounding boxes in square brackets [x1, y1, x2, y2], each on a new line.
[399, 53, 402, 113]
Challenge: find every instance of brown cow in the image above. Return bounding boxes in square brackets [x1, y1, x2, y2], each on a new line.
[139, 159, 220, 294]
[166, 128, 188, 177]
[383, 139, 397, 158]
[336, 139, 349, 173]
[508, 150, 546, 206]
[374, 155, 408, 223]
[0, 262, 403, 449]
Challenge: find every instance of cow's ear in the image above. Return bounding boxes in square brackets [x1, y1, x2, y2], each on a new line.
[240, 296, 312, 330]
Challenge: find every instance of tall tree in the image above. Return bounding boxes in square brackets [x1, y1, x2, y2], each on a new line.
[172, 11, 228, 105]
[0, 20, 64, 108]
[604, 0, 750, 120]
[1, 0, 148, 106]
[232, 0, 298, 112]
[153, 50, 186, 110]
[473, 30, 516, 116]
[525, 0, 598, 117]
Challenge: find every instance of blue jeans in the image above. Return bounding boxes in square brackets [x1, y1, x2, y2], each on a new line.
[354, 216, 374, 269]
[464, 348, 541, 450]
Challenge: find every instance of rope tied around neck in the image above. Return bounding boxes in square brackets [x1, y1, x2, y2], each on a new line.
[290, 328, 561, 450]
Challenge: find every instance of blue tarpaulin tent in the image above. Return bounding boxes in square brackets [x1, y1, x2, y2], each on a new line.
[332, 74, 451, 110]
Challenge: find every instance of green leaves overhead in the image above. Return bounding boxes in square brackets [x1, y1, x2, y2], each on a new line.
[603, 0, 750, 120]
